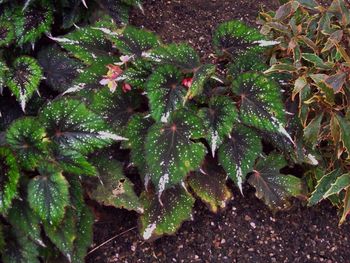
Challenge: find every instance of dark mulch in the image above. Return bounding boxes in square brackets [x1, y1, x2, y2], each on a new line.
[130, 0, 281, 60]
[86, 1, 349, 262]
[87, 188, 350, 263]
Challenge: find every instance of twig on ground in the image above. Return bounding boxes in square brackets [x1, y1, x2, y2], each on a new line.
[87, 226, 137, 255]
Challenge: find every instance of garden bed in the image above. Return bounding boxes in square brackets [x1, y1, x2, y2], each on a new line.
[86, 0, 350, 262]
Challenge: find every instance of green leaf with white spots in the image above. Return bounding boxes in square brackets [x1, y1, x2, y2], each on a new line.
[232, 72, 292, 142]
[91, 87, 142, 133]
[112, 25, 160, 57]
[248, 153, 305, 210]
[39, 98, 127, 154]
[213, 20, 266, 57]
[6, 56, 42, 112]
[119, 59, 153, 89]
[308, 169, 342, 206]
[146, 110, 207, 195]
[124, 114, 154, 176]
[7, 199, 43, 246]
[198, 96, 238, 157]
[188, 157, 232, 213]
[139, 185, 195, 241]
[324, 173, 350, 199]
[6, 3, 53, 45]
[72, 56, 116, 87]
[0, 147, 20, 213]
[6, 117, 48, 170]
[145, 43, 200, 71]
[2, 230, 39, 263]
[335, 114, 350, 155]
[27, 164, 69, 225]
[228, 50, 268, 77]
[37, 45, 84, 93]
[100, 0, 131, 25]
[185, 64, 216, 101]
[71, 205, 93, 263]
[0, 60, 7, 94]
[218, 125, 262, 192]
[146, 65, 186, 122]
[43, 208, 76, 262]
[0, 21, 15, 47]
[52, 23, 113, 65]
[51, 147, 96, 176]
[90, 156, 143, 213]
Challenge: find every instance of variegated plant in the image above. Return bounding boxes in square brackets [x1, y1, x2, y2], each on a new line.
[259, 0, 350, 225]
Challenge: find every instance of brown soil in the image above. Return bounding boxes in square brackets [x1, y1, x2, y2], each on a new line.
[86, 1, 349, 262]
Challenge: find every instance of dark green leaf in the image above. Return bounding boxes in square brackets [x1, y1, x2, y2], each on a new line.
[44, 208, 76, 262]
[139, 185, 194, 241]
[124, 114, 154, 176]
[218, 125, 262, 192]
[72, 205, 93, 263]
[228, 51, 268, 77]
[213, 20, 266, 57]
[9, 3, 53, 45]
[340, 187, 350, 225]
[248, 153, 305, 210]
[146, 65, 185, 122]
[7, 199, 43, 246]
[146, 110, 206, 195]
[6, 56, 42, 111]
[0, 147, 20, 213]
[39, 98, 127, 154]
[91, 87, 142, 133]
[51, 147, 96, 176]
[198, 96, 238, 156]
[2, 230, 39, 263]
[100, 0, 130, 25]
[232, 72, 292, 142]
[118, 59, 153, 89]
[0, 21, 15, 47]
[112, 25, 160, 57]
[90, 156, 143, 213]
[52, 23, 113, 65]
[185, 64, 216, 100]
[27, 164, 69, 225]
[188, 157, 232, 213]
[6, 117, 48, 170]
[144, 43, 200, 71]
[37, 45, 84, 93]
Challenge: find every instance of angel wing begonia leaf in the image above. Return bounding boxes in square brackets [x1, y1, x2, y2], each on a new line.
[144, 43, 200, 71]
[218, 124, 262, 192]
[146, 65, 186, 122]
[6, 117, 48, 170]
[146, 110, 206, 196]
[139, 185, 194, 241]
[248, 153, 305, 210]
[198, 96, 238, 157]
[232, 72, 293, 143]
[39, 98, 127, 154]
[6, 56, 42, 112]
[0, 147, 20, 213]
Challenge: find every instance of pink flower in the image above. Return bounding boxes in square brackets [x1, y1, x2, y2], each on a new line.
[182, 77, 193, 88]
[100, 64, 123, 93]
